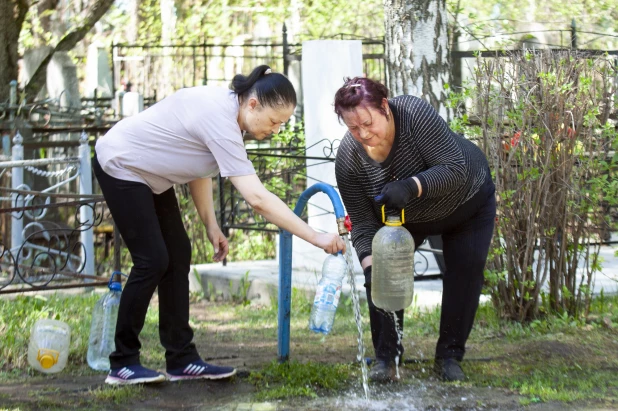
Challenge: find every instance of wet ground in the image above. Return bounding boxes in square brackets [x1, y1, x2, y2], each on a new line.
[1, 371, 611, 410]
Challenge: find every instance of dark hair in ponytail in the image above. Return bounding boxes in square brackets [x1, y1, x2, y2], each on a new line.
[231, 65, 297, 109]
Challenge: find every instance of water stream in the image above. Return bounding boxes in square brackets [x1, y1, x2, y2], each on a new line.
[342, 235, 370, 401]
[393, 312, 403, 380]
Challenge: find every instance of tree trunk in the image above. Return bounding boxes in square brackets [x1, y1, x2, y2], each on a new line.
[37, 0, 61, 39]
[24, 0, 115, 100]
[384, 0, 450, 120]
[0, 0, 29, 99]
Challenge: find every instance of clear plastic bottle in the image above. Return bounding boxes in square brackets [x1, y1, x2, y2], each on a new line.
[371, 210, 415, 312]
[308, 252, 347, 334]
[87, 276, 122, 371]
[28, 319, 71, 374]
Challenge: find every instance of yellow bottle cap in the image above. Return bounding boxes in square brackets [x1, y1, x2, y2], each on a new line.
[38, 349, 59, 369]
[381, 205, 405, 226]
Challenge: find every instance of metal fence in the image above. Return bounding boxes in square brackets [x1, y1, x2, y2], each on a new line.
[0, 130, 112, 294]
[110, 27, 386, 103]
[110, 23, 618, 116]
[3, 23, 617, 291]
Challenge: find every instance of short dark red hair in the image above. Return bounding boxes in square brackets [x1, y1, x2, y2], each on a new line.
[333, 77, 389, 121]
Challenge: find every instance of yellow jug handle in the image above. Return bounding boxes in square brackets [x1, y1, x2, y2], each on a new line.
[381, 205, 405, 224]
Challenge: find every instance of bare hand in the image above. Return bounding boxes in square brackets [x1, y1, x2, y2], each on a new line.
[313, 232, 346, 254]
[207, 227, 229, 262]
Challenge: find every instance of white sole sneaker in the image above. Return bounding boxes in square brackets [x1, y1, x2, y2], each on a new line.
[105, 374, 167, 385]
[166, 368, 236, 382]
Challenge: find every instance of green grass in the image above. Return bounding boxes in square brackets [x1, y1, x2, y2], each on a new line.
[87, 385, 145, 404]
[0, 293, 98, 373]
[249, 360, 354, 400]
[410, 295, 618, 405]
[0, 292, 163, 380]
[1, 288, 617, 407]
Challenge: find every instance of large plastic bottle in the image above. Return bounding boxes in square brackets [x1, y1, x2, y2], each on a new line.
[371, 207, 415, 312]
[308, 252, 347, 334]
[87, 275, 122, 371]
[28, 319, 71, 374]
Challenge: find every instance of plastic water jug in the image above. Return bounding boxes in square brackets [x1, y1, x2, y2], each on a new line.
[371, 207, 415, 311]
[87, 275, 122, 371]
[308, 252, 347, 334]
[28, 319, 71, 374]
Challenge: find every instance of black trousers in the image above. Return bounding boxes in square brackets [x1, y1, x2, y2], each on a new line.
[365, 173, 496, 362]
[93, 155, 200, 369]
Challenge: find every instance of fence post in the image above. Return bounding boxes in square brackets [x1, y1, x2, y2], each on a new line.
[3, 81, 17, 157]
[570, 19, 577, 49]
[203, 38, 208, 85]
[10, 132, 24, 253]
[192, 45, 197, 86]
[9, 80, 17, 122]
[79, 131, 95, 277]
[111, 42, 116, 102]
[282, 23, 289, 77]
[615, 58, 618, 105]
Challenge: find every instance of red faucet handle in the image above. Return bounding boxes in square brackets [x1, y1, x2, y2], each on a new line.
[344, 215, 352, 232]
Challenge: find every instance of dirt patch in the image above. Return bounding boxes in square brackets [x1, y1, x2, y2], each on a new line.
[0, 374, 256, 410]
[0, 372, 591, 411]
[510, 339, 593, 363]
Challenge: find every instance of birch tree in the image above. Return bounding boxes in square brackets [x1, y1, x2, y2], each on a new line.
[384, 0, 450, 119]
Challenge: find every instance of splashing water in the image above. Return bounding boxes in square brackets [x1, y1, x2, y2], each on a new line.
[342, 235, 370, 401]
[393, 312, 403, 380]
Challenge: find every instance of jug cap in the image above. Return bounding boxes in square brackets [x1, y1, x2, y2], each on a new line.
[381, 205, 405, 226]
[39, 354, 55, 369]
[108, 271, 124, 291]
[37, 349, 59, 369]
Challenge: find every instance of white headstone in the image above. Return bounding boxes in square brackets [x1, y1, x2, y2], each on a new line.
[287, 60, 303, 116]
[85, 43, 113, 98]
[122, 92, 144, 117]
[47, 52, 81, 110]
[21, 47, 53, 100]
[293, 40, 364, 274]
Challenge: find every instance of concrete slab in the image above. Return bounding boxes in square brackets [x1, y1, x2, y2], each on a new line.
[194, 258, 449, 311]
[192, 243, 618, 310]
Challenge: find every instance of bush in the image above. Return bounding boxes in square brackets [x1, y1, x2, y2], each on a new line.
[450, 50, 618, 321]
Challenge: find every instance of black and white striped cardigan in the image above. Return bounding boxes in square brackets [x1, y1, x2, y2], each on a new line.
[334, 95, 489, 262]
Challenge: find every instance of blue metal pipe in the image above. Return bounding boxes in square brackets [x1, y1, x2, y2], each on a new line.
[277, 182, 346, 362]
[293, 183, 346, 219]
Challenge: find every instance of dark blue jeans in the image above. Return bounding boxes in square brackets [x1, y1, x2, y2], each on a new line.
[365, 172, 496, 362]
[93, 154, 200, 370]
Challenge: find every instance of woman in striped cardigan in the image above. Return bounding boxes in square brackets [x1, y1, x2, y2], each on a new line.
[334, 77, 496, 382]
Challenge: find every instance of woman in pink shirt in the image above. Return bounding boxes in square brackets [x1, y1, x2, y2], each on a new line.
[94, 65, 345, 385]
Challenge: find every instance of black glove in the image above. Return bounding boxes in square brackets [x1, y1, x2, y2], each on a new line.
[374, 178, 419, 210]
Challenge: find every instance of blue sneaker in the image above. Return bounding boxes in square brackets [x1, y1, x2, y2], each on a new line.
[105, 365, 167, 385]
[166, 360, 236, 381]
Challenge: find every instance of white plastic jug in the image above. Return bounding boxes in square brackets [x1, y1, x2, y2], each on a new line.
[372, 207, 415, 312]
[28, 319, 71, 374]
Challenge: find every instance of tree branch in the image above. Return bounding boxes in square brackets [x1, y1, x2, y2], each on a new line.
[15, 0, 30, 28]
[24, 0, 115, 100]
